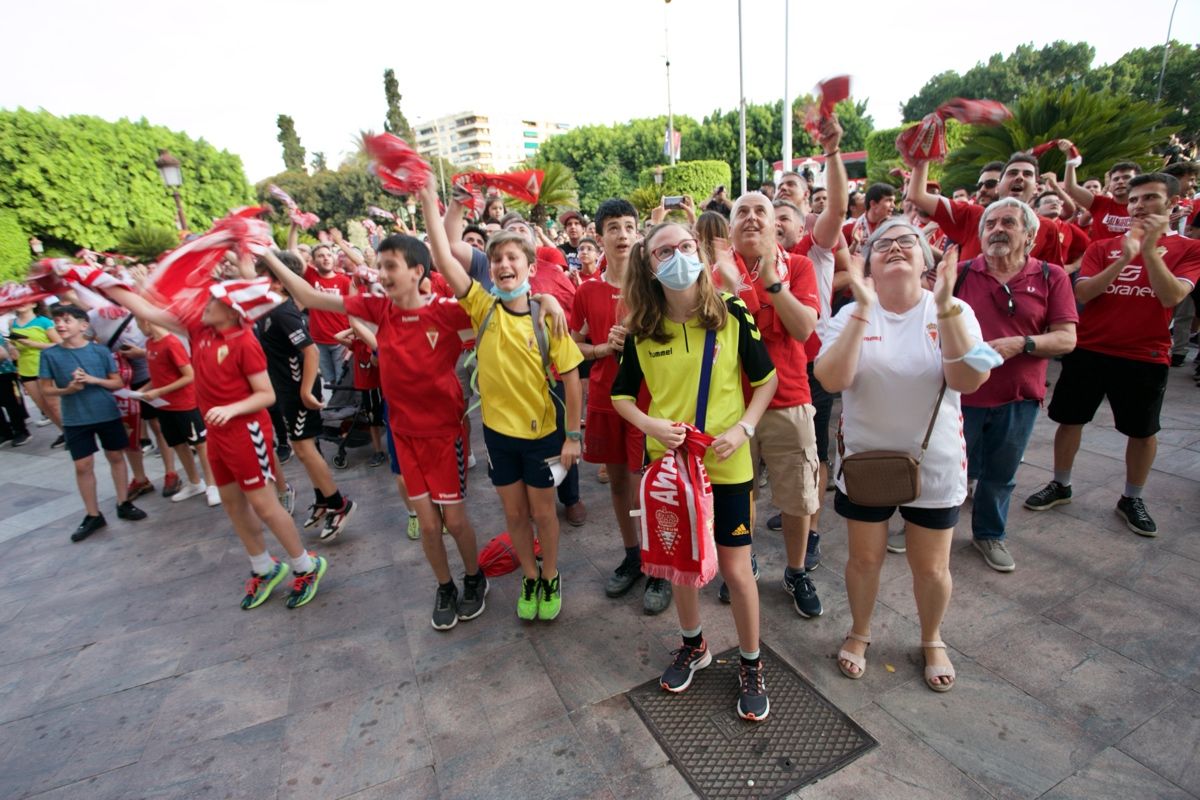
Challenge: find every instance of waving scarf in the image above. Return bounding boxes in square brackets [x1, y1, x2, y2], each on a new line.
[1030, 139, 1082, 167]
[895, 98, 1011, 166]
[803, 75, 851, 138]
[363, 133, 431, 196]
[267, 184, 320, 229]
[208, 277, 283, 321]
[0, 281, 54, 312]
[637, 423, 717, 588]
[451, 170, 543, 213]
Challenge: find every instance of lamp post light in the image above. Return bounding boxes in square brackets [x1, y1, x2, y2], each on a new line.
[405, 198, 418, 231]
[154, 149, 188, 231]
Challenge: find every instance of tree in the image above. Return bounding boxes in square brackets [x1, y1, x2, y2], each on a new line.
[0, 210, 27, 281]
[115, 224, 178, 262]
[1089, 41, 1199, 141]
[383, 69, 415, 144]
[940, 87, 1173, 193]
[276, 114, 306, 172]
[310, 152, 328, 172]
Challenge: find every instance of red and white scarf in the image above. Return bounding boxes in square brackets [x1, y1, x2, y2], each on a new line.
[267, 184, 320, 229]
[895, 98, 1011, 166]
[209, 277, 283, 321]
[363, 133, 431, 196]
[638, 424, 717, 588]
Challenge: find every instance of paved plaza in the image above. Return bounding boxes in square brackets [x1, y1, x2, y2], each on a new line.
[1, 359, 1198, 800]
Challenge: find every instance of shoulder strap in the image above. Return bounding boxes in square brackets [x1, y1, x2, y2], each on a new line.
[105, 314, 134, 352]
[528, 298, 555, 387]
[476, 299, 499, 345]
[694, 328, 717, 431]
[1040, 259, 1049, 282]
[951, 257, 979, 297]
[916, 380, 948, 461]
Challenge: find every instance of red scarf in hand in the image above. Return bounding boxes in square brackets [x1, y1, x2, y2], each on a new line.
[451, 170, 543, 213]
[638, 424, 717, 588]
[1030, 139, 1082, 167]
[895, 98, 1011, 166]
[363, 133, 431, 196]
[267, 184, 320, 229]
[804, 74, 851, 138]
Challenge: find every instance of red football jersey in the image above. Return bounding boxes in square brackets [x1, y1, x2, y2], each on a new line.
[145, 334, 196, 411]
[531, 257, 577, 330]
[343, 294, 474, 437]
[1077, 233, 1200, 364]
[571, 276, 626, 411]
[931, 198, 1065, 264]
[303, 267, 352, 345]
[186, 321, 268, 413]
[350, 339, 380, 390]
[1087, 195, 1131, 241]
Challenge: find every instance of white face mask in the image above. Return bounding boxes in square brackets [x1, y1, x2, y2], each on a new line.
[654, 249, 704, 291]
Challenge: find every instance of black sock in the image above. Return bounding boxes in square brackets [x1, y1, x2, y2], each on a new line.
[683, 631, 703, 649]
[624, 546, 640, 564]
[313, 488, 327, 506]
[325, 491, 344, 509]
[439, 580, 456, 591]
[465, 570, 482, 582]
[740, 655, 760, 668]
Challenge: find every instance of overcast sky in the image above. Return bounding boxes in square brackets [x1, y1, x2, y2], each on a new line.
[2, 0, 1195, 182]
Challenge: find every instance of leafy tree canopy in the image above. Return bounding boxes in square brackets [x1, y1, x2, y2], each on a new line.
[276, 114, 306, 172]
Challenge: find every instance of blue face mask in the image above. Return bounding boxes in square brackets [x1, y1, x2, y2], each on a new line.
[490, 280, 531, 302]
[945, 341, 1004, 373]
[654, 249, 704, 291]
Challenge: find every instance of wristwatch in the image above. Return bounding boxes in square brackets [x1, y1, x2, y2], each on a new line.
[737, 421, 756, 438]
[565, 431, 583, 442]
[765, 282, 784, 294]
[1022, 335, 1036, 354]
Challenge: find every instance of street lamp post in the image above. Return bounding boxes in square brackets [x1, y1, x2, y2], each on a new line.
[154, 149, 188, 231]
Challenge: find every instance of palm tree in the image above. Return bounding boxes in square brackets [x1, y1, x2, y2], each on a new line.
[941, 87, 1175, 191]
[505, 161, 579, 226]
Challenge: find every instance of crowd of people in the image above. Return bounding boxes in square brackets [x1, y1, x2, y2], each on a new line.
[2, 112, 1199, 723]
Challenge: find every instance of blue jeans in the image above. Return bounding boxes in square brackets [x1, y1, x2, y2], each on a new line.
[316, 343, 347, 392]
[962, 400, 1040, 541]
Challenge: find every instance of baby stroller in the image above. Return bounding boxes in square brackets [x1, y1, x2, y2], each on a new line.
[319, 361, 373, 469]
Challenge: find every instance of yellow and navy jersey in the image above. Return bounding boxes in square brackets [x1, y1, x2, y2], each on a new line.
[612, 294, 775, 486]
[460, 281, 584, 440]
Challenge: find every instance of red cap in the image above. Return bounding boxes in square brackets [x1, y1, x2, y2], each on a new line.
[537, 246, 568, 270]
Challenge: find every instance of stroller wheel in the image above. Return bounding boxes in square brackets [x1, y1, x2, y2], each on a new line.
[333, 453, 349, 470]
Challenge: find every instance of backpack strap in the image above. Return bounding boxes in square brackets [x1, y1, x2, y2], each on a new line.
[464, 297, 561, 421]
[951, 256, 981, 297]
[694, 328, 717, 431]
[527, 297, 556, 389]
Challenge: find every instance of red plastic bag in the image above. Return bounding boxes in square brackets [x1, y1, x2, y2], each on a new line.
[637, 424, 717, 588]
[479, 532, 544, 578]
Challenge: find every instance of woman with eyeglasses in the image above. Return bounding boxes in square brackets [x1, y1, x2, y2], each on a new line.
[814, 218, 990, 693]
[611, 222, 778, 721]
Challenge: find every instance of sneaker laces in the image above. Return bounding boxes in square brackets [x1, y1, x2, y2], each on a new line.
[291, 570, 316, 594]
[435, 584, 456, 610]
[244, 572, 266, 596]
[669, 643, 703, 669]
[739, 663, 765, 696]
[521, 577, 538, 601]
[541, 575, 558, 599]
[1125, 497, 1152, 522]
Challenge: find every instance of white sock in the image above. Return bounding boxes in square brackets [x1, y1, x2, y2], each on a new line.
[249, 550, 275, 575]
[291, 551, 314, 574]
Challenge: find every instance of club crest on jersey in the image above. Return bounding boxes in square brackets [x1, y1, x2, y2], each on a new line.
[426, 329, 439, 349]
[926, 322, 938, 343]
[216, 344, 229, 364]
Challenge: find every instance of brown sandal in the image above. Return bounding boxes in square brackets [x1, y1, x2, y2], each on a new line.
[837, 632, 871, 679]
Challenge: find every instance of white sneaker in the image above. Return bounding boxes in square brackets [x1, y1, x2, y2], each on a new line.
[206, 485, 222, 507]
[467, 453, 477, 469]
[171, 481, 207, 503]
[35, 417, 53, 428]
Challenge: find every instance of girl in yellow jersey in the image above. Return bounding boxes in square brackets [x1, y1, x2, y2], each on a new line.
[611, 222, 778, 722]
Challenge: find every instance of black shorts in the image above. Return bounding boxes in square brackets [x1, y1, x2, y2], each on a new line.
[1047, 348, 1167, 439]
[834, 489, 960, 530]
[131, 379, 158, 420]
[278, 396, 324, 441]
[713, 488, 753, 548]
[64, 418, 129, 461]
[158, 408, 207, 448]
[483, 426, 561, 489]
[19, 375, 37, 384]
[362, 388, 384, 427]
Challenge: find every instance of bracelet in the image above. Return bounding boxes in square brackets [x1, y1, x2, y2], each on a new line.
[937, 305, 962, 320]
[824, 148, 840, 157]
[850, 314, 870, 324]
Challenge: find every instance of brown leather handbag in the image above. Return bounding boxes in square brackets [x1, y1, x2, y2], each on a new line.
[837, 382, 946, 507]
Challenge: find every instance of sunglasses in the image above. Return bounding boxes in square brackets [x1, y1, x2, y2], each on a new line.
[998, 283, 1015, 316]
[978, 179, 1000, 190]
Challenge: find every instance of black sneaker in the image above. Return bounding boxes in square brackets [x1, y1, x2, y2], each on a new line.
[116, 501, 147, 521]
[660, 640, 712, 692]
[50, 434, 65, 449]
[766, 513, 782, 531]
[432, 582, 459, 630]
[1171, 353, 1186, 367]
[320, 499, 356, 541]
[805, 532, 822, 571]
[642, 577, 672, 615]
[1024, 480, 1072, 511]
[10, 432, 30, 447]
[605, 557, 643, 598]
[276, 443, 292, 465]
[718, 552, 759, 604]
[458, 572, 489, 620]
[70, 514, 106, 542]
[1116, 496, 1157, 537]
[0, 433, 11, 447]
[783, 570, 823, 618]
[737, 661, 770, 721]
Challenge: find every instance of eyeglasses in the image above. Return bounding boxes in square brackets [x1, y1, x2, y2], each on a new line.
[650, 238, 699, 262]
[998, 283, 1015, 316]
[979, 179, 1000, 190]
[869, 234, 919, 253]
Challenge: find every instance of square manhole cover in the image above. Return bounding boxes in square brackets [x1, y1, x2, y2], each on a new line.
[626, 642, 876, 799]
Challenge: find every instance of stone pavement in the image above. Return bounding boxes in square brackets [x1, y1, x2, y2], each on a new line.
[1, 359, 1198, 800]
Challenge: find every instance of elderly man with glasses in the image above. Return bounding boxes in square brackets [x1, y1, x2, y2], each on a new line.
[952, 198, 1077, 572]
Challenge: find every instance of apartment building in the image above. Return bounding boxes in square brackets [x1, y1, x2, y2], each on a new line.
[415, 112, 572, 172]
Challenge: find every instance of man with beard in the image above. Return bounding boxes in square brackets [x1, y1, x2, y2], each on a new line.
[909, 155, 1067, 264]
[975, 162, 1004, 206]
[1061, 143, 1142, 241]
[1026, 174, 1200, 536]
[955, 199, 1077, 571]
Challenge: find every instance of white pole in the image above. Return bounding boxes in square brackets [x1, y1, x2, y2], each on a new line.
[1156, 0, 1180, 102]
[781, 0, 791, 181]
[666, 1, 675, 165]
[738, 0, 747, 194]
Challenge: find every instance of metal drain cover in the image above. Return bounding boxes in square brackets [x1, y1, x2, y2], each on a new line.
[626, 642, 877, 799]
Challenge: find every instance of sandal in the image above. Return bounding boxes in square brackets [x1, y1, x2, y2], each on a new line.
[837, 632, 871, 679]
[922, 641, 956, 693]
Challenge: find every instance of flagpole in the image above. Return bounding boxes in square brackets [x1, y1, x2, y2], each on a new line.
[738, 0, 747, 194]
[781, 0, 791, 179]
[665, 0, 676, 165]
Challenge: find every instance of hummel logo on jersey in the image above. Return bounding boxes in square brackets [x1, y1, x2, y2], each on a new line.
[402, 315, 419, 322]
[649, 347, 673, 357]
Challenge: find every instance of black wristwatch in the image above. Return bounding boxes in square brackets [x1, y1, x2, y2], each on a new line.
[1022, 335, 1036, 354]
[765, 282, 784, 294]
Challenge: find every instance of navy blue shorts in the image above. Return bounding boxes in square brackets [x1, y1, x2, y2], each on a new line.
[834, 489, 960, 530]
[483, 426, 561, 489]
[65, 418, 129, 461]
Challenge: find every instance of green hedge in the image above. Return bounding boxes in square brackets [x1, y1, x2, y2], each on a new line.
[637, 160, 732, 206]
[0, 210, 27, 282]
[0, 109, 252, 253]
[865, 120, 967, 187]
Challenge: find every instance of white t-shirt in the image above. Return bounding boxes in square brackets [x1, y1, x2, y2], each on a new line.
[819, 291, 982, 509]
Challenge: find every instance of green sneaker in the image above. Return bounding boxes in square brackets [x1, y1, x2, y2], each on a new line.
[241, 559, 289, 610]
[538, 573, 562, 621]
[406, 514, 420, 540]
[285, 554, 328, 609]
[517, 575, 539, 620]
